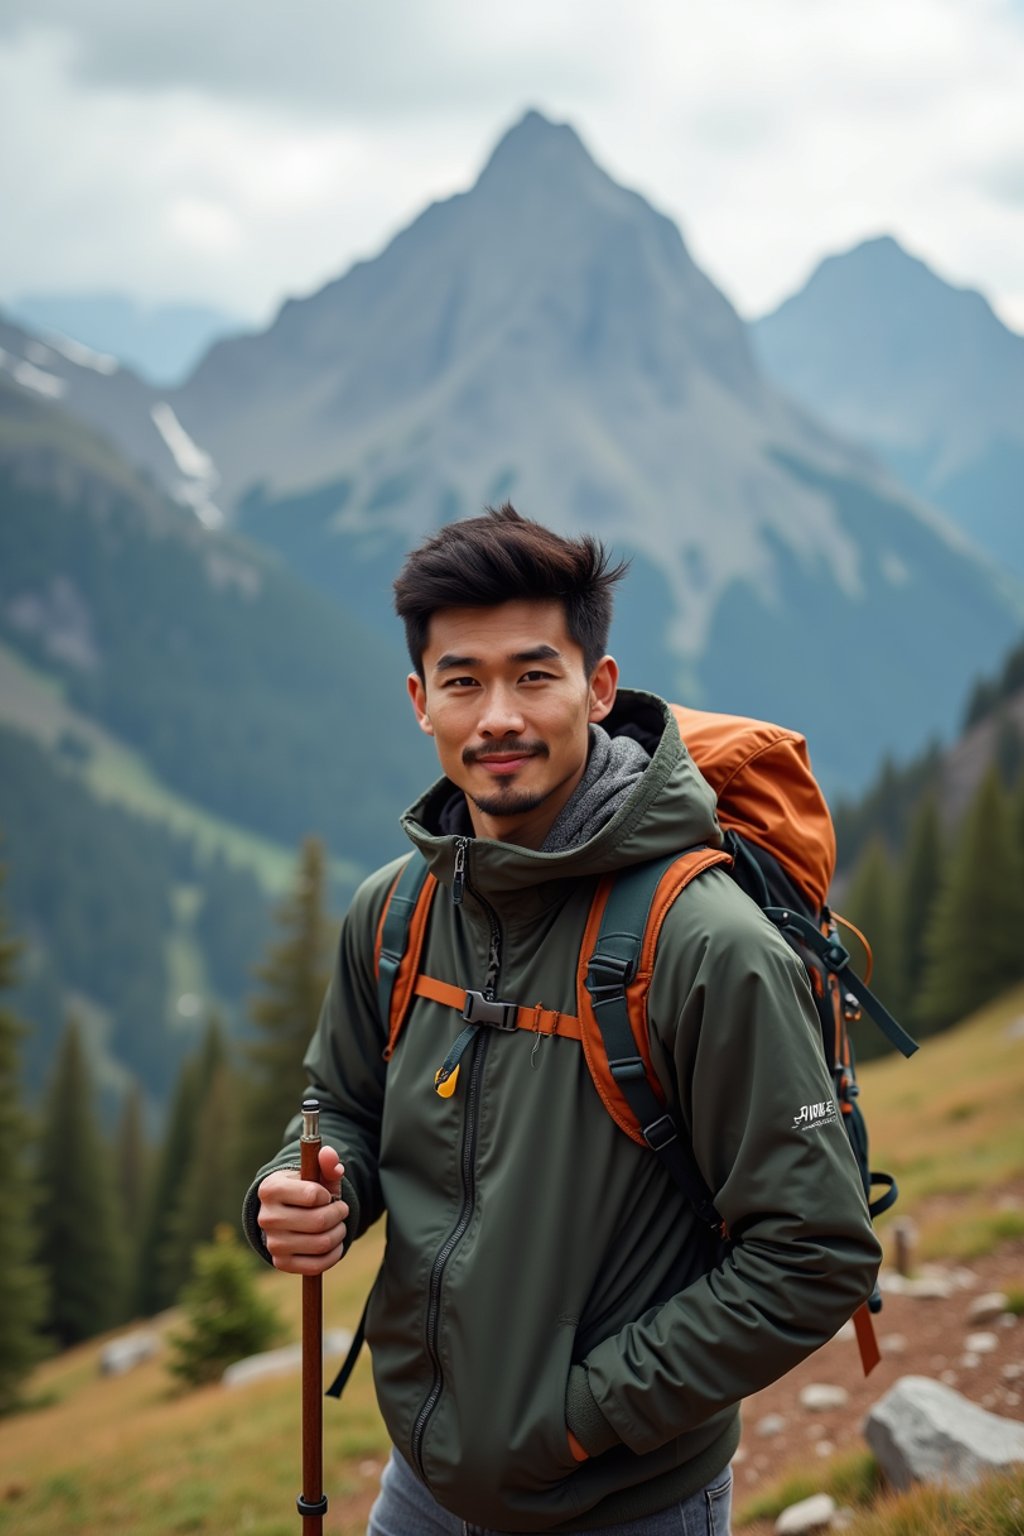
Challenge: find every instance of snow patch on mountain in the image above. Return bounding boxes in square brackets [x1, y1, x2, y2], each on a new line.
[41, 331, 119, 376]
[150, 401, 223, 528]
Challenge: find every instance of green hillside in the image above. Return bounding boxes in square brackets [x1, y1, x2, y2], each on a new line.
[0, 724, 274, 1106]
[0, 380, 428, 871]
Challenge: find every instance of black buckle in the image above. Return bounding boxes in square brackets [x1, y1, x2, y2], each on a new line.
[609, 1055, 647, 1084]
[642, 1114, 678, 1151]
[586, 950, 636, 1003]
[462, 990, 518, 1030]
[823, 940, 849, 972]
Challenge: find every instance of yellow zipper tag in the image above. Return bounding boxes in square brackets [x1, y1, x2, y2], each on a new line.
[435, 1063, 460, 1098]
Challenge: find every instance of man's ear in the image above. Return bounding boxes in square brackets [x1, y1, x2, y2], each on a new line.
[588, 655, 619, 723]
[407, 672, 434, 736]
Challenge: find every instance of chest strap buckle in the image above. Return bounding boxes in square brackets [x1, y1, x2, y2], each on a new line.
[462, 991, 519, 1030]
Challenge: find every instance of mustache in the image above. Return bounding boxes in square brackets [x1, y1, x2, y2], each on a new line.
[462, 740, 549, 766]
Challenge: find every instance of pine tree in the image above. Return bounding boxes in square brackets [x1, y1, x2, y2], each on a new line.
[115, 1077, 149, 1257]
[160, 1017, 243, 1303]
[166, 1225, 284, 1388]
[240, 838, 333, 1174]
[36, 1016, 123, 1346]
[918, 766, 1024, 1032]
[840, 835, 906, 1031]
[135, 1049, 204, 1316]
[0, 861, 48, 1412]
[899, 792, 945, 1010]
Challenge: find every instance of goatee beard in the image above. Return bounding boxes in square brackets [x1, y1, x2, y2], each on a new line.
[468, 785, 550, 818]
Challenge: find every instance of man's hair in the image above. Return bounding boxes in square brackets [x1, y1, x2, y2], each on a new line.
[393, 503, 629, 678]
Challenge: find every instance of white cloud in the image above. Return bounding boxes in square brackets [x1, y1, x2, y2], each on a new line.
[1, 1, 1022, 330]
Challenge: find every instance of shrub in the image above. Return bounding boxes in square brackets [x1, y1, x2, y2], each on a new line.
[167, 1226, 285, 1388]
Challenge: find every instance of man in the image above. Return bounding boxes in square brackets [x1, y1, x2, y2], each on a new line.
[244, 505, 881, 1536]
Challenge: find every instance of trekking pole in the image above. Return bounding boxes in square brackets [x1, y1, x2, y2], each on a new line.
[297, 1098, 328, 1533]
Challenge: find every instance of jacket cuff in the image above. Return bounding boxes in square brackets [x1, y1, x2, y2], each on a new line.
[565, 1364, 621, 1458]
[239, 1158, 363, 1266]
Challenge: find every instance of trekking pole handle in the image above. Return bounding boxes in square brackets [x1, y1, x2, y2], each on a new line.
[298, 1098, 328, 1531]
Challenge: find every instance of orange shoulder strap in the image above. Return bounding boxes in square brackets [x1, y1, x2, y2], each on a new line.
[374, 857, 438, 1060]
[576, 847, 732, 1148]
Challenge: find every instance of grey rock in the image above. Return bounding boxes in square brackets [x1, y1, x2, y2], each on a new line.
[964, 1331, 999, 1354]
[968, 1292, 1010, 1325]
[99, 1329, 159, 1376]
[800, 1383, 850, 1411]
[221, 1329, 352, 1389]
[881, 1333, 908, 1355]
[878, 1272, 954, 1300]
[775, 1493, 837, 1533]
[864, 1374, 1024, 1491]
[756, 1413, 788, 1437]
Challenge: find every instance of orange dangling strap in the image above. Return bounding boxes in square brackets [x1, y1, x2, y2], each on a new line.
[852, 1302, 881, 1375]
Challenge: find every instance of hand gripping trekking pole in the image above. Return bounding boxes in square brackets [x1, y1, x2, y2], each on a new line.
[297, 1098, 328, 1532]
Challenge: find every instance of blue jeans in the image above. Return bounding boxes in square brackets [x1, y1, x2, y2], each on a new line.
[367, 1447, 732, 1536]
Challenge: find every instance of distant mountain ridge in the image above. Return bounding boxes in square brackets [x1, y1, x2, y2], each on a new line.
[753, 235, 1024, 579]
[3, 293, 242, 387]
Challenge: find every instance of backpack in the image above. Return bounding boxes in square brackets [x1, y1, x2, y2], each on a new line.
[328, 704, 916, 1396]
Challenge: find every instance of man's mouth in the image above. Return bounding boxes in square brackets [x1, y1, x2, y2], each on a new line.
[477, 755, 533, 776]
[465, 744, 546, 777]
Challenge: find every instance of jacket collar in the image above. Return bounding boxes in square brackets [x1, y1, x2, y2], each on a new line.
[399, 689, 722, 905]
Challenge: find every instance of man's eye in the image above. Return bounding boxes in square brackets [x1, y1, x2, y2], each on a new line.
[443, 676, 479, 688]
[521, 671, 553, 683]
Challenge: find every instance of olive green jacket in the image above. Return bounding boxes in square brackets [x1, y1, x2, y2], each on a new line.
[244, 691, 881, 1532]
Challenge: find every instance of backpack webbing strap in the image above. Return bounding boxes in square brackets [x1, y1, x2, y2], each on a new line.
[584, 849, 730, 1236]
[852, 1303, 881, 1373]
[375, 855, 436, 1058]
[764, 907, 918, 1059]
[325, 1292, 369, 1400]
[411, 974, 583, 1039]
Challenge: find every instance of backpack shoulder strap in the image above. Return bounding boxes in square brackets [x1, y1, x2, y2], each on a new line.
[578, 846, 732, 1235]
[374, 854, 438, 1060]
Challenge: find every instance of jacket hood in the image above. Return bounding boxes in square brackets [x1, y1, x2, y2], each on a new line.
[400, 689, 722, 899]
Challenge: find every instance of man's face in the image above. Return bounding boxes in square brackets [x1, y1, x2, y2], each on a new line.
[407, 599, 618, 849]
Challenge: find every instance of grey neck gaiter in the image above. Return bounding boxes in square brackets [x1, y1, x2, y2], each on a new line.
[540, 724, 650, 852]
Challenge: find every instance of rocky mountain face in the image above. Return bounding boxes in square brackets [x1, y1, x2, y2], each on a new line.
[4, 112, 1023, 792]
[753, 235, 1024, 581]
[171, 111, 1023, 791]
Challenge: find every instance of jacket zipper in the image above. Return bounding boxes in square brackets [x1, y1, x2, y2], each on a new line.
[410, 837, 502, 1479]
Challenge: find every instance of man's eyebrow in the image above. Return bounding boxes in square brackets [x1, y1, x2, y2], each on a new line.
[509, 645, 562, 664]
[434, 652, 480, 674]
[433, 644, 563, 674]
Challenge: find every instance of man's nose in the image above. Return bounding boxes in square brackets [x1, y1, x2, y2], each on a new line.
[478, 685, 526, 736]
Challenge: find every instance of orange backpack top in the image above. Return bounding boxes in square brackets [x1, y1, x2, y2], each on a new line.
[371, 705, 917, 1376]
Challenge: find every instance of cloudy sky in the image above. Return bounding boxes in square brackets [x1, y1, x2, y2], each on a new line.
[2, 0, 1022, 332]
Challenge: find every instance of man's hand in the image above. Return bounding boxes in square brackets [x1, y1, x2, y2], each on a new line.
[257, 1146, 349, 1274]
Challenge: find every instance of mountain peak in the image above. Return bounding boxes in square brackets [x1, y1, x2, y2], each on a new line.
[478, 108, 600, 189]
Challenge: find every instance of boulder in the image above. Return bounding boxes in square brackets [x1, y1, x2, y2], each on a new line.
[967, 1292, 1009, 1325]
[775, 1493, 836, 1533]
[755, 1413, 787, 1437]
[221, 1328, 352, 1388]
[99, 1330, 159, 1376]
[864, 1375, 1024, 1491]
[799, 1384, 849, 1411]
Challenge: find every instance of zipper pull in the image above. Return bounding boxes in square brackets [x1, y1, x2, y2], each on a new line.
[434, 1023, 477, 1097]
[452, 837, 468, 906]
